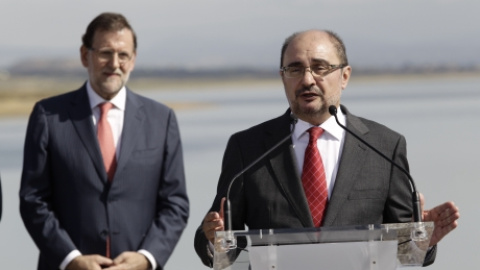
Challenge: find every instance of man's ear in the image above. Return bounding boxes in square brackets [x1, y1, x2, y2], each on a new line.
[341, 65, 352, 90]
[80, 46, 89, 68]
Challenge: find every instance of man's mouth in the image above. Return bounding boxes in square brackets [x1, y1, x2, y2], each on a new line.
[301, 92, 318, 98]
[103, 69, 122, 77]
[296, 90, 321, 101]
[295, 87, 322, 99]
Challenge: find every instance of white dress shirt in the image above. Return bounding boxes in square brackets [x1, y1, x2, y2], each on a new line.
[88, 82, 125, 154]
[60, 82, 156, 270]
[291, 108, 347, 199]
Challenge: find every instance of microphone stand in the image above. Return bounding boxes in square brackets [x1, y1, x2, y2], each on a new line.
[221, 115, 298, 250]
[328, 106, 426, 240]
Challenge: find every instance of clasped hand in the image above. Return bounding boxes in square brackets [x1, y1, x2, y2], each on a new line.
[66, 251, 150, 270]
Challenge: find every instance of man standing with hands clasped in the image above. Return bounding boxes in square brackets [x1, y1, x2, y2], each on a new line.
[194, 29, 459, 267]
[20, 12, 189, 270]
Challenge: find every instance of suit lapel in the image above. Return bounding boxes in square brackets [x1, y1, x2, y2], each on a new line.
[323, 107, 369, 226]
[115, 90, 144, 180]
[68, 86, 107, 181]
[266, 111, 314, 227]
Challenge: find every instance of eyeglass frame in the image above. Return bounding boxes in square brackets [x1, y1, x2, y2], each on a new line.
[88, 47, 135, 64]
[280, 64, 347, 78]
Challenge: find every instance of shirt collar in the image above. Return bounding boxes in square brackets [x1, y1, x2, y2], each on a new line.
[292, 106, 346, 141]
[86, 80, 126, 111]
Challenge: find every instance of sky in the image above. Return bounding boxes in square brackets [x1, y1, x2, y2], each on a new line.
[1, 0, 479, 70]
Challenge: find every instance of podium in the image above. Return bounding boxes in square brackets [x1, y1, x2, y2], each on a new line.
[213, 222, 433, 270]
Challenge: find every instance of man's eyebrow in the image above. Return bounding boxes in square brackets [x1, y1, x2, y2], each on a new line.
[310, 58, 330, 65]
[284, 61, 303, 67]
[284, 59, 330, 67]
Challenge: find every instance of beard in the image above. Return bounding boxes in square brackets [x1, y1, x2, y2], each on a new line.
[291, 97, 326, 117]
[93, 68, 130, 99]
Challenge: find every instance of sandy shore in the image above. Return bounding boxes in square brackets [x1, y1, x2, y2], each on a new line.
[1, 71, 478, 117]
[0, 76, 283, 117]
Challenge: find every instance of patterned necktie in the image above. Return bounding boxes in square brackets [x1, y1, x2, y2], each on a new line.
[301, 127, 328, 227]
[97, 102, 117, 182]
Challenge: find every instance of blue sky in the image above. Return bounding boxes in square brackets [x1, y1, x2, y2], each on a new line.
[1, 0, 478, 69]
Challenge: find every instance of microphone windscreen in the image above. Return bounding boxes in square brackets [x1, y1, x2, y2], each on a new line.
[290, 113, 298, 124]
[328, 105, 337, 116]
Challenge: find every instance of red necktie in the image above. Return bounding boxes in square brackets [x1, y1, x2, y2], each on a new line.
[97, 102, 117, 258]
[301, 127, 328, 227]
[97, 102, 117, 182]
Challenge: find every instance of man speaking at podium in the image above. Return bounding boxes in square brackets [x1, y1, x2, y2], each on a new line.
[194, 29, 459, 267]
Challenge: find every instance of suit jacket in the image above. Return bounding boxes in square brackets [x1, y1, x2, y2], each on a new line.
[194, 105, 435, 267]
[20, 84, 189, 270]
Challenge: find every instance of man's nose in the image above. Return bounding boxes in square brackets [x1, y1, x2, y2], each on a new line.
[301, 67, 317, 85]
[107, 53, 121, 69]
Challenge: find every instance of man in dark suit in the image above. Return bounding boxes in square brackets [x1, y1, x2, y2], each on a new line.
[19, 12, 189, 270]
[194, 30, 459, 267]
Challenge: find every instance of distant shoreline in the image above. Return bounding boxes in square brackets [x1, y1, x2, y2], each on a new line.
[1, 71, 478, 117]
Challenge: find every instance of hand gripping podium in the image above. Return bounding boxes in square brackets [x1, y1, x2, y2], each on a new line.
[213, 222, 433, 270]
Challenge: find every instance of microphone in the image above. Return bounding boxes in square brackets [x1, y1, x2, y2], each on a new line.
[221, 114, 298, 250]
[328, 105, 422, 223]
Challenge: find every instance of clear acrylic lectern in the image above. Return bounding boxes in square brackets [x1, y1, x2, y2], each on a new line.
[213, 222, 433, 270]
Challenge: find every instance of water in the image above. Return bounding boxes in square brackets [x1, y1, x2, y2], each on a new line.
[1, 75, 478, 269]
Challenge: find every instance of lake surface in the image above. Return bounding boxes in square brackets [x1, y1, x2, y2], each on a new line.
[1, 75, 478, 269]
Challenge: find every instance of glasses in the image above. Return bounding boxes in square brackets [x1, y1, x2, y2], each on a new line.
[89, 47, 134, 64]
[281, 64, 346, 78]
